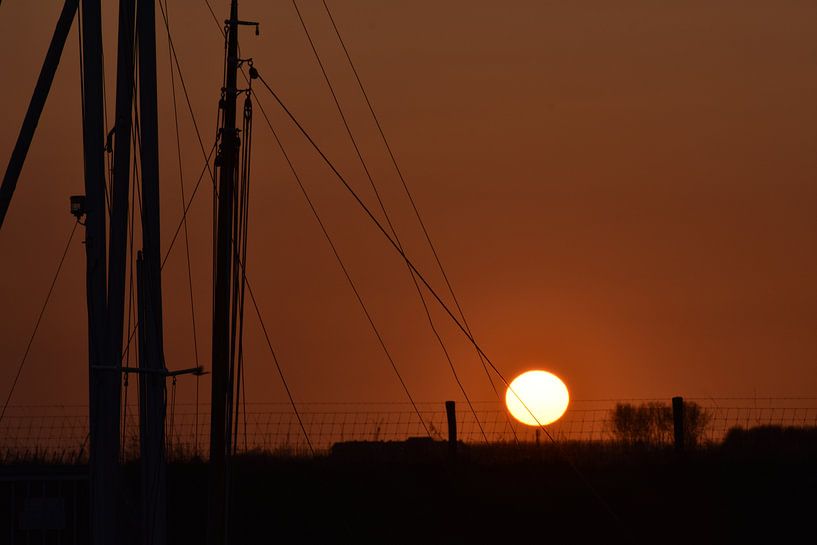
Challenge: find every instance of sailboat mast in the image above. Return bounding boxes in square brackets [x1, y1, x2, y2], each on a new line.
[107, 0, 134, 471]
[209, 1, 241, 543]
[136, 0, 168, 542]
[79, 0, 117, 544]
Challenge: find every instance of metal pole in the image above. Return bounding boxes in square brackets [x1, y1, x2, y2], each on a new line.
[0, 0, 77, 230]
[137, 0, 164, 332]
[137, 0, 167, 541]
[137, 252, 167, 545]
[209, 2, 240, 544]
[79, 1, 116, 544]
[107, 0, 135, 424]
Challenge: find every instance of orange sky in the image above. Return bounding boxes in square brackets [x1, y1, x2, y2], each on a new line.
[1, 0, 815, 408]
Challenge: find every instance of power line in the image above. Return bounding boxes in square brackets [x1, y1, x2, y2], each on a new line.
[0, 220, 78, 426]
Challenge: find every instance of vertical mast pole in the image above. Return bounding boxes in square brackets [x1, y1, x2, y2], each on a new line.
[137, 0, 163, 308]
[209, 1, 240, 543]
[136, 0, 168, 542]
[108, 0, 135, 409]
[108, 17, 135, 539]
[79, 1, 116, 544]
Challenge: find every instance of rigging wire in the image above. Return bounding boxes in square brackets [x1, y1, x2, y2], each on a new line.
[161, 0, 201, 455]
[157, 1, 217, 183]
[162, 0, 201, 384]
[0, 221, 79, 427]
[127, 50, 173, 535]
[232, 90, 254, 455]
[244, 275, 314, 455]
[243, 91, 433, 441]
[256, 73, 510, 403]
[168, 376, 178, 451]
[255, 73, 630, 535]
[122, 98, 142, 460]
[100, 11, 112, 218]
[290, 0, 487, 442]
[206, 0, 432, 438]
[320, 0, 515, 440]
[201, 0, 223, 34]
[158, 0, 236, 452]
[227, 88, 253, 456]
[240, 354, 248, 452]
[118, 142, 216, 363]
[157, 3, 315, 451]
[114, 5, 316, 456]
[200, 0, 330, 458]
[252, 87, 432, 438]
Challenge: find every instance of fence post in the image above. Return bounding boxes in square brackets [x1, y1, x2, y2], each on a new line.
[672, 396, 684, 452]
[445, 401, 457, 457]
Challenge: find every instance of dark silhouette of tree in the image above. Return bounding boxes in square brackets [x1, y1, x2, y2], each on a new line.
[611, 401, 711, 447]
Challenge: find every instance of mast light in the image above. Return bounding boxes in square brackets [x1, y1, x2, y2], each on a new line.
[69, 195, 86, 220]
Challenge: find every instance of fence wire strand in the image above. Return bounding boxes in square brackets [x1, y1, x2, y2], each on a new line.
[2, 398, 816, 462]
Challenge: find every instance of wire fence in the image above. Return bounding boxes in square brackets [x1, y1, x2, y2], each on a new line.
[2, 398, 817, 461]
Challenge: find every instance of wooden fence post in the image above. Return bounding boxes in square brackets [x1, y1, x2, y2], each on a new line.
[445, 401, 457, 457]
[672, 396, 685, 452]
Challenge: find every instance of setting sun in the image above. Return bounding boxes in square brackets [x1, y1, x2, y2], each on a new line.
[505, 370, 570, 426]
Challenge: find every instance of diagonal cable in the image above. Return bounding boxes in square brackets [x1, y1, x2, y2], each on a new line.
[255, 73, 632, 536]
[320, 1, 514, 439]
[290, 0, 486, 442]
[0, 220, 78, 426]
[253, 92, 431, 438]
[162, 0, 200, 370]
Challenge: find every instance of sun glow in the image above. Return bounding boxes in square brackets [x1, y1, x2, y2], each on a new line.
[505, 370, 570, 426]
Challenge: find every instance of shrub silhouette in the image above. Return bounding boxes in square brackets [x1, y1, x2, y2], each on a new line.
[722, 425, 817, 458]
[611, 401, 711, 448]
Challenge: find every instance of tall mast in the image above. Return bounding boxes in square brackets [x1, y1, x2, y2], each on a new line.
[107, 0, 135, 418]
[136, 0, 168, 542]
[4, 0, 168, 542]
[79, 0, 117, 544]
[209, 1, 241, 543]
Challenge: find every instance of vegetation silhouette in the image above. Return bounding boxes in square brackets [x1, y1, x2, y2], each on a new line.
[4, 424, 817, 544]
[611, 401, 711, 448]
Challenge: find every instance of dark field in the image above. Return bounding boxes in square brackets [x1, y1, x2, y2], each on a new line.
[3, 427, 817, 544]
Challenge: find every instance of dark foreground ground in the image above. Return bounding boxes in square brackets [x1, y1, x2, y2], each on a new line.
[2, 427, 817, 544]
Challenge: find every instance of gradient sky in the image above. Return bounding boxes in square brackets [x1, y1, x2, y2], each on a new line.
[1, 0, 815, 408]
